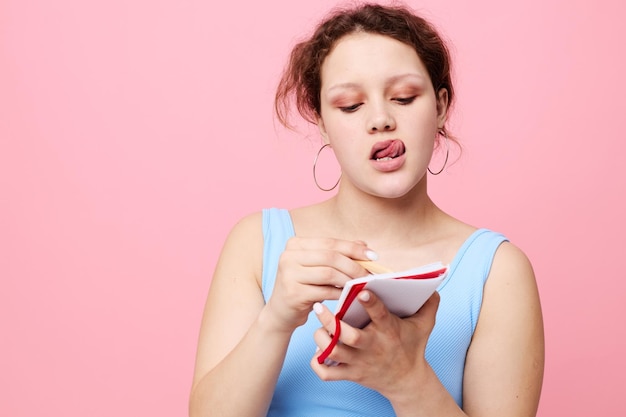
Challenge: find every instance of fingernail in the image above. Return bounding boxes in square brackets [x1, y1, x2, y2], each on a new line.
[359, 291, 370, 302]
[313, 302, 324, 314]
[365, 250, 378, 261]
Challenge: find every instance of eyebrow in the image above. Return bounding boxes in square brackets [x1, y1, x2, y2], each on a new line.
[326, 73, 425, 93]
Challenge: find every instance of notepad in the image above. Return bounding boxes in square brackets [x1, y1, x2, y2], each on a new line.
[317, 262, 448, 365]
[336, 261, 448, 328]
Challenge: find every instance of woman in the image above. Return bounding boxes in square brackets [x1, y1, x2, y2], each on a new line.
[189, 3, 544, 416]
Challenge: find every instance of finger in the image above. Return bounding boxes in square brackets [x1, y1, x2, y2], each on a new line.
[312, 325, 342, 366]
[278, 251, 349, 289]
[311, 342, 356, 370]
[292, 284, 344, 305]
[310, 353, 348, 381]
[356, 290, 393, 325]
[313, 302, 339, 334]
[286, 237, 379, 263]
[313, 302, 364, 348]
[313, 302, 362, 343]
[312, 302, 342, 365]
[313, 302, 362, 365]
[411, 291, 440, 326]
[280, 237, 380, 290]
[283, 250, 369, 287]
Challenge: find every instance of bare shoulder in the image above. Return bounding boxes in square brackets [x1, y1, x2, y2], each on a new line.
[479, 241, 542, 330]
[224, 210, 264, 243]
[463, 240, 544, 416]
[191, 211, 265, 387]
[490, 241, 535, 284]
[216, 211, 264, 286]
[207, 210, 265, 313]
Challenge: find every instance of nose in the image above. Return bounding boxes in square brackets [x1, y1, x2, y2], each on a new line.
[368, 105, 396, 133]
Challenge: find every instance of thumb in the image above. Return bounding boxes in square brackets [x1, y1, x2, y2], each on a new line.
[413, 291, 440, 325]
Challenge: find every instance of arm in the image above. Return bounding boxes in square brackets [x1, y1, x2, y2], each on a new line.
[189, 212, 285, 417]
[311, 242, 544, 417]
[189, 212, 375, 417]
[462, 242, 544, 416]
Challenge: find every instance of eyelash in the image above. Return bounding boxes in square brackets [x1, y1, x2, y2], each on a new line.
[338, 96, 417, 113]
[339, 103, 362, 113]
[394, 96, 417, 105]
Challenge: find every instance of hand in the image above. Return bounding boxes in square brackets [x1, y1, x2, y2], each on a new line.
[310, 290, 441, 398]
[264, 237, 376, 333]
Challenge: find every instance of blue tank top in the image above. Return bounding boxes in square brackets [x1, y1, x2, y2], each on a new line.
[261, 208, 508, 416]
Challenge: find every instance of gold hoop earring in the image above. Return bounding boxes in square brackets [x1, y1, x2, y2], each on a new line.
[428, 131, 449, 175]
[313, 144, 341, 191]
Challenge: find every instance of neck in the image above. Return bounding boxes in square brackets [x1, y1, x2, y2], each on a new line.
[323, 179, 443, 248]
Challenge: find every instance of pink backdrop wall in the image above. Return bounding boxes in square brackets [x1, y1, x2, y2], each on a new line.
[2, 0, 625, 415]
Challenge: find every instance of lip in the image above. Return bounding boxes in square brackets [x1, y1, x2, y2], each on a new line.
[370, 153, 406, 172]
[370, 139, 399, 159]
[369, 139, 406, 172]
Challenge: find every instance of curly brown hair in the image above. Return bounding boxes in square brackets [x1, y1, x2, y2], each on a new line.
[275, 3, 455, 135]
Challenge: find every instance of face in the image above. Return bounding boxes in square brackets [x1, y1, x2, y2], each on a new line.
[317, 32, 448, 199]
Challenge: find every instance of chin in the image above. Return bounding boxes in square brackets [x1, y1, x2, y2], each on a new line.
[375, 173, 424, 193]
[369, 185, 418, 200]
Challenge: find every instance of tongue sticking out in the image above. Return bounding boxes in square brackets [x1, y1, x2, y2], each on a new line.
[371, 140, 406, 160]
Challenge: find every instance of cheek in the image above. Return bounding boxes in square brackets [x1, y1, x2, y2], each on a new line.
[406, 111, 439, 142]
[322, 117, 361, 143]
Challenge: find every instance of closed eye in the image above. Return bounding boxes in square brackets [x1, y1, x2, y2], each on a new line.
[393, 96, 417, 105]
[339, 103, 362, 113]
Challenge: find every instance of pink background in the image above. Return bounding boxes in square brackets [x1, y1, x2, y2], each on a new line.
[2, 0, 625, 415]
